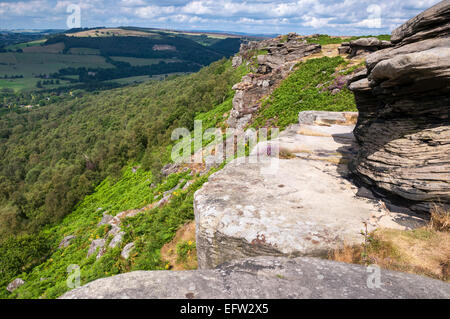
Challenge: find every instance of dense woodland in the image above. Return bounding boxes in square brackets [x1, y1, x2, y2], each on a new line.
[46, 35, 240, 65]
[0, 58, 243, 242]
[54, 61, 201, 82]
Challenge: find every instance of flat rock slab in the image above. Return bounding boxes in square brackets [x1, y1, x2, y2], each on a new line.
[60, 257, 450, 299]
[194, 118, 426, 269]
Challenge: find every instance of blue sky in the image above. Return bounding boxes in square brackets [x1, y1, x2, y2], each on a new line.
[0, 0, 442, 35]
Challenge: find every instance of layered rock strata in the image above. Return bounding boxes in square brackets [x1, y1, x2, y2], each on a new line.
[194, 112, 426, 269]
[339, 37, 392, 58]
[348, 1, 450, 213]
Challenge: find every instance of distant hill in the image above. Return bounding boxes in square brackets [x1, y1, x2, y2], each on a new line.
[0, 27, 245, 95]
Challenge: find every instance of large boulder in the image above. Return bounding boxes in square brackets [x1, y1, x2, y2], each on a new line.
[60, 257, 450, 299]
[339, 37, 392, 58]
[348, 2, 450, 213]
[194, 115, 426, 269]
[87, 239, 106, 259]
[391, 1, 450, 45]
[97, 213, 113, 226]
[6, 278, 25, 293]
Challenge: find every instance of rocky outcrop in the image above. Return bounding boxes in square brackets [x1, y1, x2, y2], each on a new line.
[194, 112, 426, 269]
[87, 239, 106, 259]
[231, 55, 242, 68]
[228, 33, 321, 130]
[109, 231, 124, 248]
[338, 37, 392, 58]
[60, 256, 450, 299]
[59, 235, 76, 249]
[391, 1, 450, 45]
[121, 242, 135, 260]
[6, 278, 25, 293]
[348, 2, 450, 213]
[97, 212, 113, 226]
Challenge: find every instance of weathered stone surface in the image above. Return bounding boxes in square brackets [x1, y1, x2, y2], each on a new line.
[161, 163, 180, 177]
[228, 33, 321, 129]
[351, 37, 383, 47]
[298, 111, 358, 126]
[366, 37, 450, 70]
[194, 116, 426, 269]
[370, 47, 450, 85]
[6, 278, 25, 293]
[87, 239, 106, 258]
[391, 1, 450, 44]
[97, 213, 113, 227]
[232, 55, 243, 68]
[97, 246, 107, 260]
[109, 231, 125, 248]
[348, 3, 450, 213]
[60, 257, 450, 299]
[121, 242, 135, 260]
[59, 235, 76, 249]
[338, 46, 350, 54]
[339, 37, 392, 58]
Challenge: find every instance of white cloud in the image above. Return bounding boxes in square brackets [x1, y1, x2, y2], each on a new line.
[182, 1, 213, 15]
[135, 5, 176, 19]
[0, 0, 49, 15]
[0, 0, 444, 35]
[119, 0, 145, 6]
[302, 16, 332, 28]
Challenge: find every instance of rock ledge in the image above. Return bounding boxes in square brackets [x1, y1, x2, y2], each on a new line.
[60, 257, 450, 299]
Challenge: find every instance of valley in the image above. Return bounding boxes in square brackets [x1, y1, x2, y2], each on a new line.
[0, 1, 449, 301]
[0, 27, 244, 109]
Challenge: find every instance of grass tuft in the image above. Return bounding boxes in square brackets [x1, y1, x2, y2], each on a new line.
[251, 56, 357, 130]
[329, 208, 450, 283]
[429, 205, 450, 232]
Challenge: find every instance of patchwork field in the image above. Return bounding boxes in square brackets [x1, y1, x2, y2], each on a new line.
[0, 52, 114, 91]
[66, 28, 160, 38]
[0, 77, 72, 92]
[5, 39, 46, 51]
[22, 43, 65, 54]
[0, 52, 113, 76]
[0, 27, 243, 94]
[110, 56, 181, 66]
[67, 47, 101, 55]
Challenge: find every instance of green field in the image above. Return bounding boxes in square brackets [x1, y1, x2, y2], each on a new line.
[0, 52, 113, 77]
[110, 56, 181, 66]
[68, 48, 101, 55]
[0, 28, 241, 94]
[0, 52, 114, 91]
[5, 39, 46, 50]
[0, 78, 39, 91]
[0, 78, 72, 92]
[0, 51, 194, 91]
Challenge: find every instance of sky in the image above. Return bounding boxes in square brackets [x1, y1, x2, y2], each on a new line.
[0, 0, 443, 35]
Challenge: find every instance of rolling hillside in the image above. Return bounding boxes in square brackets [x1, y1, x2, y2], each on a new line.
[0, 27, 243, 98]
